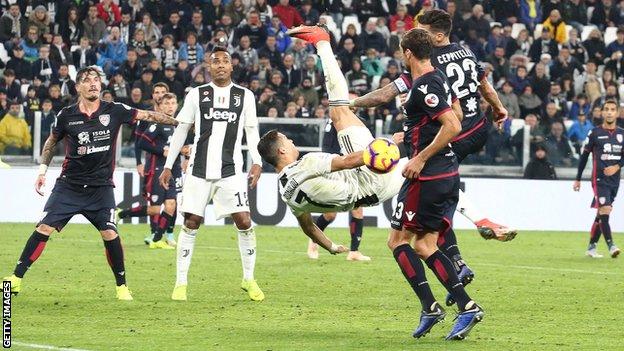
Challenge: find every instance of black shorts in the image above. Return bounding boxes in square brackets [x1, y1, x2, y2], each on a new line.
[390, 175, 459, 233]
[451, 118, 491, 163]
[143, 172, 177, 206]
[591, 182, 619, 208]
[38, 180, 117, 232]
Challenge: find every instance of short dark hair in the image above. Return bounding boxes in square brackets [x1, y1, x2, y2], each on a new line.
[211, 46, 230, 56]
[400, 28, 433, 60]
[4, 69, 15, 77]
[257, 130, 281, 167]
[153, 82, 170, 92]
[417, 9, 452, 36]
[603, 100, 618, 110]
[158, 92, 177, 104]
[76, 66, 101, 83]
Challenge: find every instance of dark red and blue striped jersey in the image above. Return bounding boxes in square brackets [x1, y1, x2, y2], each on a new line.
[394, 43, 486, 133]
[137, 122, 181, 178]
[52, 100, 137, 186]
[402, 68, 458, 179]
[582, 126, 624, 187]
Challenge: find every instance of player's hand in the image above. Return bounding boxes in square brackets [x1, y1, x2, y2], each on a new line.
[35, 174, 46, 196]
[398, 93, 408, 106]
[604, 165, 620, 176]
[181, 158, 189, 173]
[573, 180, 581, 192]
[181, 145, 191, 156]
[329, 244, 349, 255]
[137, 164, 144, 177]
[163, 146, 169, 157]
[402, 156, 425, 180]
[248, 164, 262, 189]
[159, 168, 172, 190]
[392, 132, 404, 144]
[493, 107, 508, 131]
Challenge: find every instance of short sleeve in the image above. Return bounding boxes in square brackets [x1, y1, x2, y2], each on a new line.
[51, 110, 66, 139]
[114, 102, 138, 124]
[177, 88, 199, 124]
[393, 71, 412, 94]
[414, 78, 452, 120]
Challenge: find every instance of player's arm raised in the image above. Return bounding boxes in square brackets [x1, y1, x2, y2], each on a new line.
[351, 81, 400, 108]
[35, 133, 59, 196]
[135, 109, 179, 126]
[330, 151, 365, 171]
[403, 110, 461, 179]
[296, 213, 348, 254]
[479, 78, 507, 126]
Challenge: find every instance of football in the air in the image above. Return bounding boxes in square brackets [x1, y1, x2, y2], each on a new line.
[363, 138, 401, 174]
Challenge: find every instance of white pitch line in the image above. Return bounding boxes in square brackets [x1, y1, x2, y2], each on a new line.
[11, 341, 91, 351]
[58, 238, 624, 276]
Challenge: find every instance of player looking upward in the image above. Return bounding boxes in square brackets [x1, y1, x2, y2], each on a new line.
[574, 100, 622, 259]
[2, 66, 179, 300]
[159, 47, 265, 302]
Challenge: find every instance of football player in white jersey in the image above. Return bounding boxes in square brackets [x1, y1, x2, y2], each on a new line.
[257, 27, 407, 254]
[159, 47, 264, 302]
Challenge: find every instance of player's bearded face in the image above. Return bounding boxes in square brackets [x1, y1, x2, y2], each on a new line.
[210, 52, 233, 81]
[78, 72, 101, 101]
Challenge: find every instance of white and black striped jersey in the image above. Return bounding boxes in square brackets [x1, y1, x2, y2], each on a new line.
[176, 82, 260, 180]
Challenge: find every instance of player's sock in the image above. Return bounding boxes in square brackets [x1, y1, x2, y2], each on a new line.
[103, 236, 126, 286]
[315, 214, 334, 231]
[437, 229, 465, 273]
[456, 189, 486, 224]
[176, 226, 197, 286]
[237, 226, 257, 281]
[599, 214, 614, 248]
[349, 214, 363, 252]
[316, 41, 349, 105]
[425, 250, 471, 311]
[153, 212, 174, 242]
[167, 209, 177, 234]
[119, 205, 147, 219]
[589, 216, 602, 245]
[13, 231, 49, 278]
[392, 244, 436, 310]
[150, 214, 160, 239]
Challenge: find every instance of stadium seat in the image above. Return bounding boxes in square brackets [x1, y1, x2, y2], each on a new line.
[565, 25, 573, 39]
[342, 15, 361, 35]
[511, 23, 526, 39]
[605, 27, 618, 45]
[371, 75, 381, 90]
[490, 21, 502, 28]
[534, 24, 543, 39]
[70, 44, 81, 53]
[587, 6, 595, 21]
[0, 43, 9, 64]
[510, 118, 525, 137]
[20, 84, 29, 99]
[68, 65, 77, 81]
[581, 25, 598, 41]
[319, 15, 340, 39]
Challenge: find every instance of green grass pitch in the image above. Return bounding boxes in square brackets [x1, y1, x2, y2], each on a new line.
[1, 223, 623, 351]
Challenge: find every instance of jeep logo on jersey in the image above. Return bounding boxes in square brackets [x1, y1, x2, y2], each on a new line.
[78, 131, 90, 145]
[99, 114, 110, 126]
[204, 108, 239, 122]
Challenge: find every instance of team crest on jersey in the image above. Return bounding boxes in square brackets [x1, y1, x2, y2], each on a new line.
[78, 131, 90, 145]
[424, 93, 439, 107]
[99, 114, 110, 127]
[149, 124, 157, 132]
[234, 94, 241, 107]
[618, 134, 623, 143]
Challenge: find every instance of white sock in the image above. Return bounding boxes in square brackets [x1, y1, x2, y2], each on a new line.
[316, 41, 349, 104]
[456, 189, 486, 224]
[237, 226, 257, 281]
[175, 225, 197, 286]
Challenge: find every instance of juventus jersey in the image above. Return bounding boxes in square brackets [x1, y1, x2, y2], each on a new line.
[176, 82, 258, 180]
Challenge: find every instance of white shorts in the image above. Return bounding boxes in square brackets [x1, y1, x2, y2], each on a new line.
[337, 125, 407, 205]
[180, 174, 249, 220]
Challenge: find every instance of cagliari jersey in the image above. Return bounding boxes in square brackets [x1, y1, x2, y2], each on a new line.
[176, 81, 258, 180]
[278, 152, 405, 217]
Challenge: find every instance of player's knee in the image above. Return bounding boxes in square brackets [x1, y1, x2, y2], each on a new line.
[387, 229, 407, 251]
[164, 200, 176, 214]
[413, 238, 436, 259]
[350, 207, 363, 218]
[100, 230, 118, 241]
[147, 206, 161, 216]
[599, 206, 613, 215]
[233, 215, 252, 231]
[184, 214, 202, 230]
[35, 224, 54, 236]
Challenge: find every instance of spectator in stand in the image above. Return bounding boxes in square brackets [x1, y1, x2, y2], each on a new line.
[337, 37, 357, 73]
[0, 91, 8, 118]
[545, 121, 574, 167]
[0, 70, 21, 101]
[118, 12, 135, 45]
[21, 26, 42, 61]
[258, 35, 283, 69]
[179, 32, 204, 68]
[191, 52, 212, 84]
[97, 27, 127, 75]
[346, 58, 370, 95]
[136, 13, 161, 47]
[512, 113, 546, 163]
[6, 46, 32, 82]
[72, 37, 96, 70]
[519, 85, 543, 118]
[176, 60, 192, 87]
[313, 105, 326, 119]
[49, 34, 72, 66]
[204, 0, 225, 28]
[524, 144, 557, 179]
[562, 0, 587, 34]
[542, 9, 567, 44]
[541, 101, 565, 133]
[568, 112, 593, 153]
[359, 19, 387, 56]
[162, 65, 185, 99]
[83, 5, 107, 44]
[529, 62, 550, 100]
[273, 0, 304, 28]
[509, 65, 530, 95]
[594, 84, 620, 108]
[109, 72, 130, 102]
[186, 11, 211, 44]
[464, 28, 486, 61]
[117, 48, 142, 84]
[32, 45, 58, 86]
[606, 28, 624, 59]
[122, 0, 144, 22]
[583, 28, 606, 65]
[605, 50, 624, 79]
[0, 100, 31, 155]
[161, 12, 185, 44]
[268, 16, 291, 54]
[54, 64, 77, 102]
[529, 27, 558, 62]
[300, 55, 323, 91]
[47, 84, 64, 112]
[97, 0, 121, 27]
[590, 0, 621, 30]
[127, 87, 147, 110]
[225, 0, 246, 26]
[235, 35, 259, 68]
[279, 54, 301, 90]
[388, 20, 407, 55]
[286, 38, 312, 72]
[300, 0, 320, 26]
[492, 0, 520, 25]
[157, 34, 179, 68]
[38, 99, 56, 147]
[569, 93, 592, 120]
[133, 69, 154, 101]
[283, 101, 298, 118]
[0, 4, 27, 45]
[463, 4, 491, 40]
[29, 6, 51, 37]
[145, 58, 164, 83]
[545, 82, 568, 114]
[362, 48, 383, 78]
[390, 5, 414, 32]
[567, 28, 587, 64]
[268, 70, 290, 102]
[295, 95, 311, 118]
[499, 81, 521, 120]
[487, 46, 511, 83]
[340, 24, 360, 55]
[486, 24, 508, 55]
[164, 0, 194, 24]
[130, 29, 151, 66]
[507, 29, 532, 58]
[293, 77, 319, 110]
[254, 0, 273, 24]
[23, 88, 40, 117]
[381, 61, 400, 82]
[257, 86, 285, 116]
[375, 17, 391, 43]
[550, 46, 584, 81]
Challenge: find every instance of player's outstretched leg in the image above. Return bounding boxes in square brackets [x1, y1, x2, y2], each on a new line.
[2, 227, 52, 294]
[347, 209, 371, 261]
[586, 215, 604, 258]
[457, 190, 517, 241]
[115, 205, 147, 224]
[232, 212, 264, 301]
